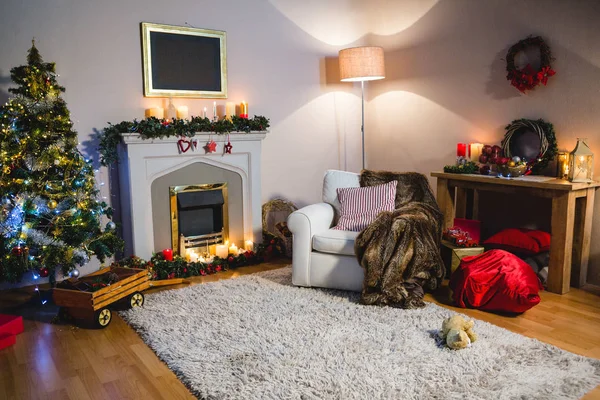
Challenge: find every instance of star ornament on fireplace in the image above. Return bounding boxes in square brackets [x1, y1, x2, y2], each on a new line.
[204, 139, 217, 154]
[224, 140, 233, 154]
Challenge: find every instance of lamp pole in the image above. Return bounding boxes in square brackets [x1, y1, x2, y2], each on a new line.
[361, 80, 365, 170]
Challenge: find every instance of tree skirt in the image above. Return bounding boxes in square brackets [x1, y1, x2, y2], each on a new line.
[120, 267, 600, 399]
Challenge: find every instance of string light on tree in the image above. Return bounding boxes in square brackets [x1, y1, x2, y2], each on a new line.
[0, 40, 123, 284]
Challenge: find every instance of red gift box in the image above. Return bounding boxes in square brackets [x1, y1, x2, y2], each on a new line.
[454, 218, 481, 245]
[0, 314, 23, 351]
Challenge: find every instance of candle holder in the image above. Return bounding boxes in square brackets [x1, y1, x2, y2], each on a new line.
[556, 151, 569, 179]
[568, 138, 594, 182]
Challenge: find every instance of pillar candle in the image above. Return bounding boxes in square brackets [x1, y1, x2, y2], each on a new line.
[225, 102, 235, 121]
[240, 101, 248, 119]
[245, 240, 254, 252]
[469, 143, 483, 162]
[145, 107, 164, 119]
[456, 143, 467, 158]
[162, 248, 173, 261]
[176, 106, 189, 120]
[213, 101, 217, 120]
[228, 243, 238, 254]
[216, 244, 228, 259]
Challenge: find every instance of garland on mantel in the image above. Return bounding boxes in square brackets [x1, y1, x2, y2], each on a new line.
[98, 115, 270, 166]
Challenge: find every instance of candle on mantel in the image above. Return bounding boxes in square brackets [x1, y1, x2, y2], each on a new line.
[213, 101, 217, 120]
[203, 107, 207, 119]
[240, 101, 248, 119]
[225, 102, 235, 121]
[228, 243, 238, 255]
[216, 244, 228, 259]
[145, 107, 164, 119]
[162, 248, 173, 261]
[245, 240, 254, 252]
[456, 143, 467, 158]
[469, 143, 483, 162]
[176, 106, 189, 120]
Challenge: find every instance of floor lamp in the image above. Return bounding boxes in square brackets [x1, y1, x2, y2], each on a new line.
[339, 46, 385, 170]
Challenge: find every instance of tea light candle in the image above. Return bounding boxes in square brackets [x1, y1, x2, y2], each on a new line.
[145, 107, 164, 119]
[240, 101, 248, 119]
[456, 143, 467, 158]
[188, 250, 199, 263]
[245, 240, 254, 252]
[469, 143, 483, 162]
[216, 244, 228, 259]
[225, 102, 235, 121]
[228, 243, 238, 254]
[162, 248, 173, 261]
[176, 106, 189, 120]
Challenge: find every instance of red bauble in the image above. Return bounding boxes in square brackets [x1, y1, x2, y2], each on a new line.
[478, 154, 488, 164]
[39, 267, 50, 278]
[227, 256, 234, 263]
[482, 145, 493, 156]
[11, 246, 23, 256]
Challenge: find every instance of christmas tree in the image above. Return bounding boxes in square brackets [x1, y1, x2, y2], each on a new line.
[0, 41, 122, 283]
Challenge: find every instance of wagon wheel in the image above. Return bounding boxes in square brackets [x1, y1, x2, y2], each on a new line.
[129, 292, 145, 308]
[95, 308, 112, 328]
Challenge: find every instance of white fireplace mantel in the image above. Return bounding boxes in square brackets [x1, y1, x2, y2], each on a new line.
[118, 131, 267, 259]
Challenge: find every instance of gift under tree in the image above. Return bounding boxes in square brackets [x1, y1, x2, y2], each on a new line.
[0, 41, 122, 284]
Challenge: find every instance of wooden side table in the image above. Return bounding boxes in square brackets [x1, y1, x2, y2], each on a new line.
[431, 172, 600, 294]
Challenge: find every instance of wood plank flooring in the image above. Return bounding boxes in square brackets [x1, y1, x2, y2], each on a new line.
[1, 260, 599, 399]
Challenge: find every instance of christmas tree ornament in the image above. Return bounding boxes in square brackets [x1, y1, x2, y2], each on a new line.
[39, 267, 49, 278]
[106, 221, 116, 230]
[204, 139, 217, 153]
[69, 269, 79, 278]
[47, 199, 58, 209]
[224, 134, 233, 154]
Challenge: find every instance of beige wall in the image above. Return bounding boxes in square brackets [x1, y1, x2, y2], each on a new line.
[1, 0, 599, 286]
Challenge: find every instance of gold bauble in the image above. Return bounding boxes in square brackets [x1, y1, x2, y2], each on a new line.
[47, 199, 58, 209]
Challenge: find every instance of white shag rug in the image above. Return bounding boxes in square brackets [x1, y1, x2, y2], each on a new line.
[120, 267, 600, 400]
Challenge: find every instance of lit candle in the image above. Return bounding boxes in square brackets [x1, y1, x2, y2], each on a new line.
[228, 243, 238, 254]
[557, 152, 568, 179]
[225, 102, 235, 121]
[203, 107, 207, 119]
[213, 101, 217, 120]
[245, 240, 254, 252]
[216, 244, 228, 259]
[456, 143, 467, 158]
[468, 143, 483, 162]
[240, 101, 248, 119]
[176, 106, 189, 120]
[162, 248, 173, 261]
[189, 251, 199, 263]
[145, 107, 164, 119]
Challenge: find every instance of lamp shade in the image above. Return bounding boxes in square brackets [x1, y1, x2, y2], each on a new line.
[339, 46, 385, 82]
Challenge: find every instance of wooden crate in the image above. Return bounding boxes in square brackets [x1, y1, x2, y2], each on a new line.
[53, 267, 150, 312]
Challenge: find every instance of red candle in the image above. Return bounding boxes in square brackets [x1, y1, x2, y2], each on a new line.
[162, 248, 173, 261]
[456, 143, 467, 157]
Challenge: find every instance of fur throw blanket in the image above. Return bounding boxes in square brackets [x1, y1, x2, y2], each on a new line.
[354, 170, 445, 309]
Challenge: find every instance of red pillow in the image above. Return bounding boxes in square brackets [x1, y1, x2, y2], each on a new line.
[484, 228, 550, 256]
[333, 180, 396, 232]
[450, 249, 543, 313]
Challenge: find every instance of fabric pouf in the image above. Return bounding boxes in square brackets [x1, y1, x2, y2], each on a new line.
[450, 249, 543, 313]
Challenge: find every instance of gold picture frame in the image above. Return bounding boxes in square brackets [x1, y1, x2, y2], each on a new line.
[141, 22, 227, 98]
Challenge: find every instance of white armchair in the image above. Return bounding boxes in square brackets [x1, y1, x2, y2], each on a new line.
[287, 170, 365, 291]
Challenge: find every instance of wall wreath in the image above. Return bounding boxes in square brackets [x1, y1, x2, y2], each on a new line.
[506, 36, 556, 93]
[501, 118, 557, 175]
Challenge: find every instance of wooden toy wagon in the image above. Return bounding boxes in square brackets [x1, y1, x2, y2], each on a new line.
[53, 266, 150, 328]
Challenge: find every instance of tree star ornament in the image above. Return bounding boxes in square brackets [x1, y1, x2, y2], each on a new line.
[224, 135, 233, 154]
[204, 139, 217, 154]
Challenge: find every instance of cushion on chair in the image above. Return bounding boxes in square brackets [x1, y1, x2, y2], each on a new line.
[322, 170, 360, 223]
[313, 229, 359, 256]
[333, 180, 397, 232]
[450, 249, 543, 313]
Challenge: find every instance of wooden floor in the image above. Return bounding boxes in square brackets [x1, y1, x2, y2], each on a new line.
[1, 260, 599, 399]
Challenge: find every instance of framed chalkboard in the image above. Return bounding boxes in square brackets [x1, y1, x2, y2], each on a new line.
[141, 22, 227, 98]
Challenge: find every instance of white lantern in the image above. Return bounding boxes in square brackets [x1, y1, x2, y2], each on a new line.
[568, 138, 594, 183]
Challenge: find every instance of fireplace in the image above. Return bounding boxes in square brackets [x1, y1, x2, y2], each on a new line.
[118, 132, 266, 260]
[170, 183, 229, 255]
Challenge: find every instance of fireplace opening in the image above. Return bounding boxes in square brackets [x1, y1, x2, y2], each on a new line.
[170, 183, 229, 255]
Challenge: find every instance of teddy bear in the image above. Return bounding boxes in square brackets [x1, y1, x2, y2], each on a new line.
[439, 315, 478, 350]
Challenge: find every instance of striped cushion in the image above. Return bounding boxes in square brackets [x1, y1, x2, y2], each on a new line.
[332, 180, 397, 232]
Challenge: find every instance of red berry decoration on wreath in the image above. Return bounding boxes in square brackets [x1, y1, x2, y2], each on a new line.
[505, 36, 556, 93]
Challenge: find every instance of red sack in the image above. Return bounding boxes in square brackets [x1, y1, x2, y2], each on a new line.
[450, 249, 543, 313]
